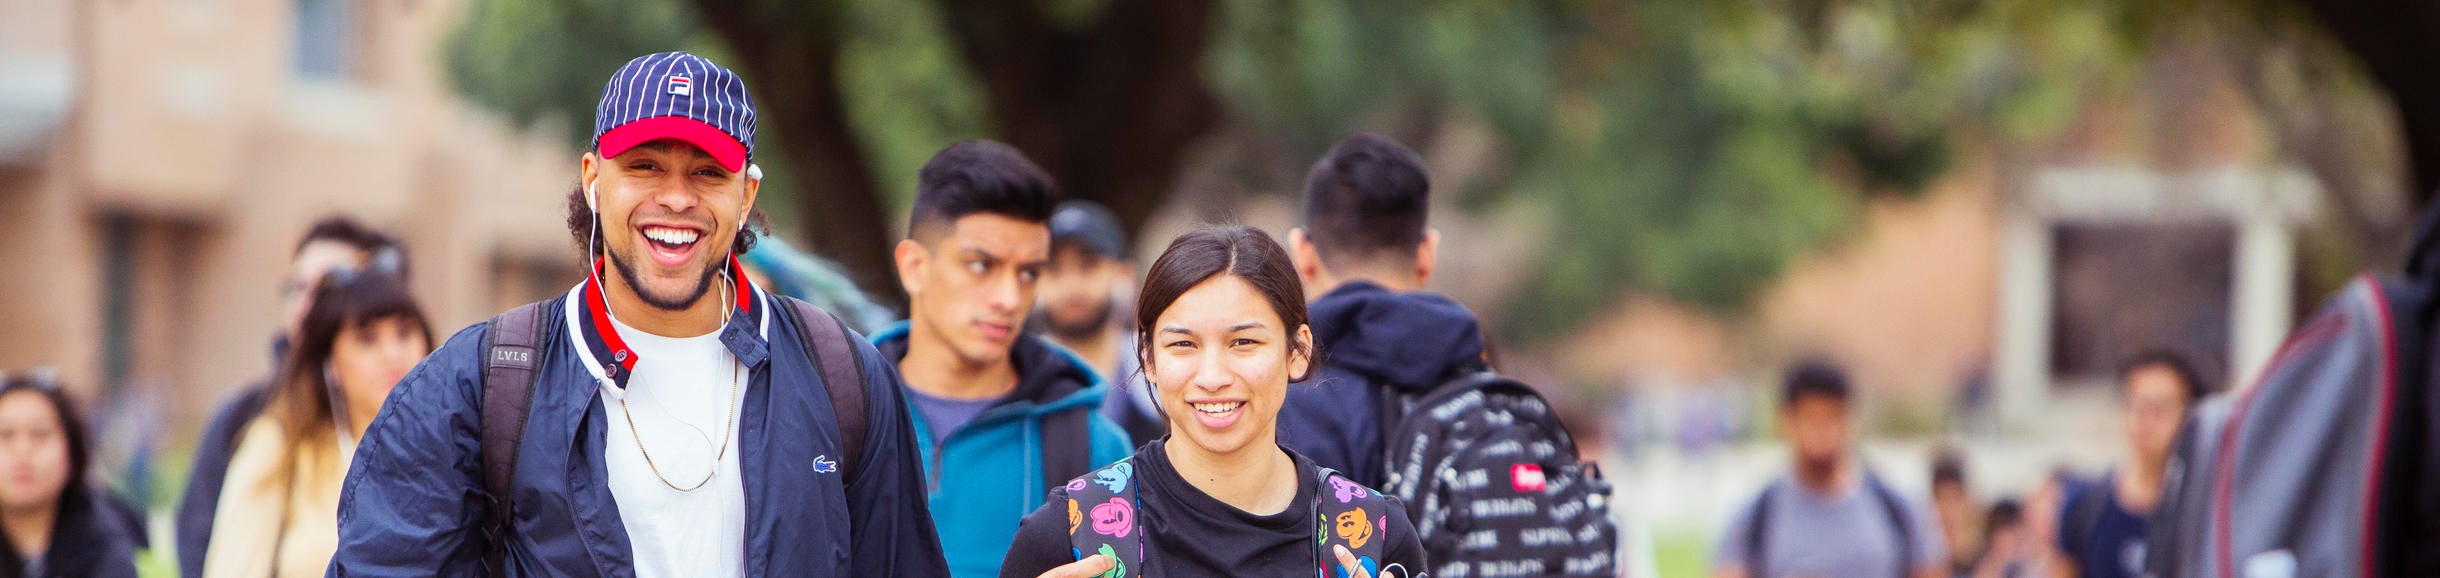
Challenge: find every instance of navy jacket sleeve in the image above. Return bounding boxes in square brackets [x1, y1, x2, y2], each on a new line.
[843, 335, 951, 574]
[329, 325, 492, 577]
[176, 384, 268, 578]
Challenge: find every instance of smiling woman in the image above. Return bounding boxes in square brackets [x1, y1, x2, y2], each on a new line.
[998, 226, 1431, 578]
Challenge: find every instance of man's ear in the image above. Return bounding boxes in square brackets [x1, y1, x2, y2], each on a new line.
[738, 170, 761, 232]
[1415, 229, 1440, 287]
[1288, 228, 1325, 292]
[580, 152, 602, 210]
[894, 239, 929, 299]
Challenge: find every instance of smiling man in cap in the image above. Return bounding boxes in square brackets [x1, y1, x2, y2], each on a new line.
[330, 51, 948, 577]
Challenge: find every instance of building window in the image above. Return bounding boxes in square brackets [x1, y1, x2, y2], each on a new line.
[2047, 222, 2234, 386]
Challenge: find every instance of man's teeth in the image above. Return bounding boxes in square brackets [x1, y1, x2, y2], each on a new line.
[1192, 401, 1243, 414]
[643, 227, 699, 245]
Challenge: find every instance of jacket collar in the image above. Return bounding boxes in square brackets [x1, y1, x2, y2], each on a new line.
[563, 256, 770, 392]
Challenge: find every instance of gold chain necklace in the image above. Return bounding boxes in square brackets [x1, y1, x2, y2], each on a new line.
[616, 275, 743, 493]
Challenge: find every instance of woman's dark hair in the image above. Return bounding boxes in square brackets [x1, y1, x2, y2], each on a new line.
[1134, 226, 1313, 383]
[270, 270, 434, 458]
[565, 181, 767, 259]
[2120, 348, 2210, 405]
[0, 376, 96, 576]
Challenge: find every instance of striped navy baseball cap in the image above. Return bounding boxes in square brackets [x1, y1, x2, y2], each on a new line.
[592, 51, 756, 172]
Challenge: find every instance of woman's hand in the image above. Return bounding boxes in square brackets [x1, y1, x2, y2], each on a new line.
[1036, 554, 1115, 578]
[1333, 544, 1373, 578]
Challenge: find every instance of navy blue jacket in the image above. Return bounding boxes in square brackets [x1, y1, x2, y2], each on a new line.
[1277, 281, 1487, 487]
[329, 271, 948, 577]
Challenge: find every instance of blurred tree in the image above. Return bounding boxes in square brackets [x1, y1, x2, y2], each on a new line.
[1212, 0, 2126, 340]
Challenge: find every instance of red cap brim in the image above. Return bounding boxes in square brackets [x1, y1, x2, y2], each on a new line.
[597, 116, 748, 172]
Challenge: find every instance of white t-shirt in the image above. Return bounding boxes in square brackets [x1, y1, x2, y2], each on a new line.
[600, 316, 750, 577]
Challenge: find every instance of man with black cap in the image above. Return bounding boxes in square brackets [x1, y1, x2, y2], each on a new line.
[330, 52, 947, 576]
[1034, 201, 1160, 442]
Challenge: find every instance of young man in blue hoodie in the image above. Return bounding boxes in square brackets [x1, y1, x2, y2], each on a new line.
[1280, 132, 1486, 487]
[877, 141, 1135, 578]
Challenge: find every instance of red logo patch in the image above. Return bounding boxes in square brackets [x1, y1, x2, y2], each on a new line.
[1511, 463, 1547, 492]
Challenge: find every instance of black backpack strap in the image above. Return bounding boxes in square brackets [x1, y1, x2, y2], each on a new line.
[1863, 471, 1915, 578]
[1746, 482, 1774, 578]
[780, 297, 869, 477]
[1065, 459, 1143, 577]
[1316, 468, 1393, 577]
[1040, 406, 1092, 500]
[479, 301, 550, 577]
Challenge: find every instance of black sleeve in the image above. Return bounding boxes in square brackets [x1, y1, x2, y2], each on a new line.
[998, 488, 1078, 578]
[843, 337, 951, 575]
[176, 384, 268, 578]
[1380, 496, 1429, 577]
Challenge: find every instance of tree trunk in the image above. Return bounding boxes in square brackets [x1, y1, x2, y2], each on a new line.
[2294, 0, 2440, 208]
[936, 0, 1223, 243]
[693, 0, 905, 310]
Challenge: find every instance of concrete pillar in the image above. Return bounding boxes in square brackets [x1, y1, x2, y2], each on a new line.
[1993, 206, 2052, 429]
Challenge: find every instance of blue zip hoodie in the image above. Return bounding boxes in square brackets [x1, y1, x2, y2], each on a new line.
[1278, 280, 1488, 487]
[871, 322, 1134, 578]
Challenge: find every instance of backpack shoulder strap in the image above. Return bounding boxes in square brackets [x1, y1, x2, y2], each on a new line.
[780, 296, 870, 477]
[1065, 459, 1143, 577]
[1316, 468, 1393, 578]
[1041, 406, 1093, 500]
[1746, 481, 1775, 578]
[2061, 475, 2110, 558]
[479, 301, 551, 577]
[1863, 471, 1915, 578]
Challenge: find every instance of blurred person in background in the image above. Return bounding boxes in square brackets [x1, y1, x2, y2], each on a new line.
[2050, 350, 2205, 578]
[1930, 447, 1979, 577]
[0, 373, 138, 578]
[1713, 360, 1948, 578]
[875, 142, 1133, 578]
[201, 270, 431, 578]
[1969, 500, 2027, 578]
[1033, 200, 1160, 443]
[177, 215, 404, 578]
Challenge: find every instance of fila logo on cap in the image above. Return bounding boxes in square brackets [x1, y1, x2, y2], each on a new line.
[666, 75, 692, 96]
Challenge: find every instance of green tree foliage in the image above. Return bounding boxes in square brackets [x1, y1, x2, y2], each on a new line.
[1212, 0, 2130, 339]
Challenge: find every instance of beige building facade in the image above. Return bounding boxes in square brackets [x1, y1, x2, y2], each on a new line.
[0, 0, 581, 439]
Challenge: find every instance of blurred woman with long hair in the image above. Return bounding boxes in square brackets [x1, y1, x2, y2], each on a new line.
[0, 372, 137, 578]
[202, 270, 431, 578]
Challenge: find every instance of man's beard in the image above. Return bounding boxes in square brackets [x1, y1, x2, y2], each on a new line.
[1045, 299, 1114, 340]
[608, 246, 724, 311]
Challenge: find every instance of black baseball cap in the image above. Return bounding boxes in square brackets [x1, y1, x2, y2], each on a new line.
[1050, 201, 1127, 260]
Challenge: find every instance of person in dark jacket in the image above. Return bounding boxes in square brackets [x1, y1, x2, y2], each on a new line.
[1034, 201, 1161, 443]
[0, 373, 138, 578]
[1278, 132, 1486, 486]
[327, 52, 947, 577]
[178, 215, 403, 578]
[876, 142, 1132, 578]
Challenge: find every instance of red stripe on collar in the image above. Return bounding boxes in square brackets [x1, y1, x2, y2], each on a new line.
[582, 255, 758, 375]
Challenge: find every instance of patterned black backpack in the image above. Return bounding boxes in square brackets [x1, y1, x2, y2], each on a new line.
[1061, 458, 1396, 577]
[1380, 372, 1618, 577]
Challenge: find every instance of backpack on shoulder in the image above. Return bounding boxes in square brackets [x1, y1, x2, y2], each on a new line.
[1059, 458, 1397, 578]
[2147, 202, 2440, 578]
[1378, 371, 1619, 577]
[471, 295, 870, 576]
